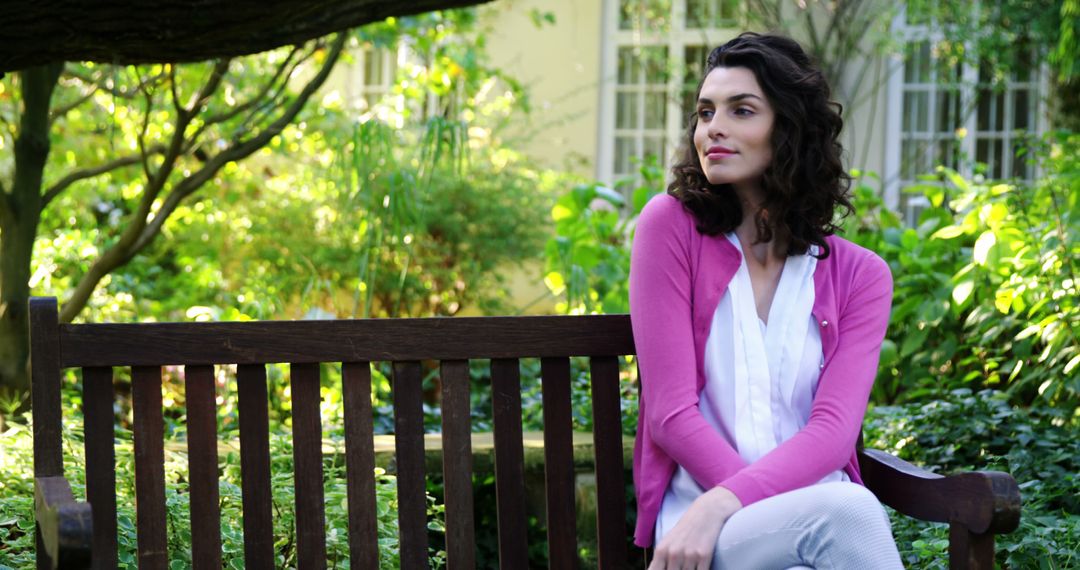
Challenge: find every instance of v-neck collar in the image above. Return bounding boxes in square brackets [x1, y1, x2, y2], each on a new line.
[725, 232, 800, 329]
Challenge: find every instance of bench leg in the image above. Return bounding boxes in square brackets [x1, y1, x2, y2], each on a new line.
[949, 523, 995, 570]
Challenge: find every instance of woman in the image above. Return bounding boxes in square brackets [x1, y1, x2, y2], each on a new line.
[629, 32, 904, 569]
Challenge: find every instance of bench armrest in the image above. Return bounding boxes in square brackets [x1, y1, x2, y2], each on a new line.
[35, 476, 93, 570]
[858, 448, 1021, 535]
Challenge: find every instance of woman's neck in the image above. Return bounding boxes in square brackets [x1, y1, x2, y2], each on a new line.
[734, 190, 786, 265]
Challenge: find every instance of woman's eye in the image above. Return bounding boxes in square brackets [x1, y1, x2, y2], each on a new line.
[734, 107, 754, 116]
[698, 109, 714, 119]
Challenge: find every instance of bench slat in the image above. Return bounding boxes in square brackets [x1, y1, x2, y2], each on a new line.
[291, 362, 327, 568]
[440, 360, 476, 570]
[237, 364, 274, 568]
[591, 356, 628, 568]
[132, 365, 167, 569]
[185, 365, 222, 570]
[342, 362, 380, 569]
[30, 297, 63, 478]
[541, 357, 578, 570]
[83, 366, 118, 570]
[394, 361, 429, 570]
[58, 315, 635, 366]
[491, 358, 529, 569]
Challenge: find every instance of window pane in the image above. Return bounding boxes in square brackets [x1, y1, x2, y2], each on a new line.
[905, 41, 932, 84]
[644, 136, 666, 164]
[683, 45, 708, 84]
[1013, 47, 1033, 82]
[934, 42, 962, 84]
[1013, 89, 1030, 130]
[977, 89, 1005, 132]
[903, 91, 930, 133]
[618, 47, 638, 84]
[364, 52, 381, 85]
[936, 89, 962, 133]
[1012, 140, 1031, 178]
[686, 0, 738, 28]
[685, 0, 708, 28]
[975, 138, 1004, 178]
[901, 139, 931, 180]
[681, 46, 708, 123]
[617, 91, 641, 129]
[937, 139, 960, 170]
[720, 0, 739, 23]
[642, 46, 670, 84]
[644, 91, 667, 128]
[615, 136, 636, 175]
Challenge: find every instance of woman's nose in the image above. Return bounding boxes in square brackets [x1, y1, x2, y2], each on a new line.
[706, 116, 727, 138]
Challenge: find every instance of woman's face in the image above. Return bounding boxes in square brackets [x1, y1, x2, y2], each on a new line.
[693, 66, 775, 197]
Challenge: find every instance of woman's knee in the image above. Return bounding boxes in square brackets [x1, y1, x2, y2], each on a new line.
[815, 482, 889, 528]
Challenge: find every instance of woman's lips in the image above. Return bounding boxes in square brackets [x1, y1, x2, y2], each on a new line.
[705, 146, 736, 159]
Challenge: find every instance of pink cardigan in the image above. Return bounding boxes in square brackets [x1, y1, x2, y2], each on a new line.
[629, 194, 893, 547]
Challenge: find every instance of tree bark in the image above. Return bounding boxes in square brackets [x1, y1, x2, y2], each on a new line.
[0, 0, 491, 73]
[0, 63, 63, 401]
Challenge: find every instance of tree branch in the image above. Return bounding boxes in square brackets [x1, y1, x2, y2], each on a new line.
[181, 52, 301, 153]
[237, 43, 319, 134]
[0, 180, 10, 225]
[133, 35, 347, 254]
[41, 145, 167, 208]
[58, 34, 346, 323]
[48, 85, 96, 123]
[62, 68, 164, 100]
[200, 47, 299, 127]
[137, 88, 157, 183]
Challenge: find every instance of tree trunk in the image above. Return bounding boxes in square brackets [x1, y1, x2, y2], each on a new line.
[0, 63, 63, 404]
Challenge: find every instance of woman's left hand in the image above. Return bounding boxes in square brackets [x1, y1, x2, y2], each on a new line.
[649, 486, 743, 570]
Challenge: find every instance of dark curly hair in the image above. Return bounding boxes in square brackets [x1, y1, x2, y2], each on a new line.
[668, 32, 852, 258]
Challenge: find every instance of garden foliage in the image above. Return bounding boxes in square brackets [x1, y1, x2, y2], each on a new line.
[843, 132, 1079, 408]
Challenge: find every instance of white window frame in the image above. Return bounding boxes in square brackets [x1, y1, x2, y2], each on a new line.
[883, 6, 1049, 222]
[597, 0, 741, 188]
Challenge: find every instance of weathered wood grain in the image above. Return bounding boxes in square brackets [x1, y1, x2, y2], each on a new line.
[58, 315, 634, 366]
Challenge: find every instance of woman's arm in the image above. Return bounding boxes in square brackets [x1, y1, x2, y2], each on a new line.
[717, 251, 894, 506]
[630, 196, 747, 488]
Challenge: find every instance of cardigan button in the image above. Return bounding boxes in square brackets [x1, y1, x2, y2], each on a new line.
[820, 320, 829, 327]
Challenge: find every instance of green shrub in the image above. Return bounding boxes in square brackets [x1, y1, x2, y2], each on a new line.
[843, 132, 1080, 409]
[864, 390, 1080, 569]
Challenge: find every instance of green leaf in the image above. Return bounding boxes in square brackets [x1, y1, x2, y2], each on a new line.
[973, 230, 997, 266]
[900, 327, 930, 358]
[952, 279, 974, 306]
[1015, 325, 1041, 340]
[593, 185, 625, 207]
[932, 225, 966, 239]
[995, 288, 1014, 314]
[1065, 354, 1080, 375]
[944, 169, 970, 192]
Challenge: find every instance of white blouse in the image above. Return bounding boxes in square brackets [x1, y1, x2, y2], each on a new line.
[655, 233, 847, 542]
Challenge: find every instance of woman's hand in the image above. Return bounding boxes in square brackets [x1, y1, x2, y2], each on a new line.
[649, 486, 743, 570]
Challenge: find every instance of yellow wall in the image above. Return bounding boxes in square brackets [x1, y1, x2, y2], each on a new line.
[482, 0, 603, 178]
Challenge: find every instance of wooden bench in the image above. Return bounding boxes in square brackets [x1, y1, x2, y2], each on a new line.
[29, 296, 1021, 569]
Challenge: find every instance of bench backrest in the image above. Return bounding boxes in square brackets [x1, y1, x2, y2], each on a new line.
[30, 297, 637, 569]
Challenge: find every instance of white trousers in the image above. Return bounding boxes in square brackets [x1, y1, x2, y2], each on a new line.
[655, 481, 905, 569]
